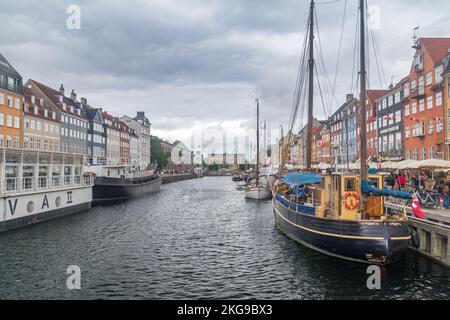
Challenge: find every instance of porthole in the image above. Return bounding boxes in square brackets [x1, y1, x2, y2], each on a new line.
[55, 197, 61, 208]
[27, 201, 34, 214]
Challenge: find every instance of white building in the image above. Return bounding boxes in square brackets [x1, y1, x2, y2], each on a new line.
[121, 112, 151, 170]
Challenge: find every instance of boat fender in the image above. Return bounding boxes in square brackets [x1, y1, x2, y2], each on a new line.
[410, 228, 420, 248]
[343, 192, 360, 210]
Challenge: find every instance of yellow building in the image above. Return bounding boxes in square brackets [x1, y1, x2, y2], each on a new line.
[444, 60, 450, 159]
[0, 53, 23, 148]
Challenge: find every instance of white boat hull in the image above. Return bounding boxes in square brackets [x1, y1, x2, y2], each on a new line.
[245, 187, 271, 200]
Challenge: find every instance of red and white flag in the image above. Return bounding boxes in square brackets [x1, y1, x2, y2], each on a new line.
[411, 196, 426, 219]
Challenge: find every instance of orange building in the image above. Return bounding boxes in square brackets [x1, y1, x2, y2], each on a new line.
[0, 53, 24, 148]
[404, 38, 450, 160]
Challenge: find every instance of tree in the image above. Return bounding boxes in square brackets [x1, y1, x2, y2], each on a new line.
[151, 136, 170, 170]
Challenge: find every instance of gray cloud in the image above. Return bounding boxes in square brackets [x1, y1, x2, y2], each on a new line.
[1, 0, 450, 145]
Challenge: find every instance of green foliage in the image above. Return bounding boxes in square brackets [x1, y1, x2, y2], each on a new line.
[207, 163, 219, 172]
[151, 136, 170, 169]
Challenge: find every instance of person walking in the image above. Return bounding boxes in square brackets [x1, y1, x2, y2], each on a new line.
[396, 172, 406, 189]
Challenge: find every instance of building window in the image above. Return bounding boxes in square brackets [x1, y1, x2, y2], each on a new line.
[420, 147, 426, 160]
[404, 83, 410, 97]
[413, 148, 418, 160]
[405, 126, 410, 138]
[6, 115, 12, 127]
[13, 136, 19, 148]
[395, 111, 401, 123]
[7, 96, 12, 107]
[436, 92, 443, 107]
[427, 95, 433, 109]
[412, 101, 417, 114]
[405, 104, 410, 116]
[435, 65, 444, 83]
[437, 119, 443, 133]
[0, 113, 3, 126]
[14, 116, 19, 129]
[0, 93, 4, 105]
[395, 132, 402, 150]
[14, 98, 20, 109]
[426, 71, 433, 86]
[428, 120, 434, 134]
[429, 146, 434, 159]
[6, 136, 11, 147]
[406, 149, 410, 160]
[419, 99, 425, 112]
[388, 95, 393, 107]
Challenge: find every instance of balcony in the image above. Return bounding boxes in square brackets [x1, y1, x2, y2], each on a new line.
[411, 87, 425, 100]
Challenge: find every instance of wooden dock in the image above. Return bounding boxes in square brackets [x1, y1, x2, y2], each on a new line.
[385, 202, 450, 268]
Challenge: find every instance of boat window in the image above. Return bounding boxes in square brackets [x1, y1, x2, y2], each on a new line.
[345, 178, 356, 191]
[368, 178, 379, 188]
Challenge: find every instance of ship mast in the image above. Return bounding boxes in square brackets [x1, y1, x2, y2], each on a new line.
[359, 0, 368, 182]
[256, 98, 260, 185]
[306, 0, 315, 171]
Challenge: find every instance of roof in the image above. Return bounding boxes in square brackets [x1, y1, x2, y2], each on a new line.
[29, 79, 87, 119]
[23, 86, 59, 123]
[367, 89, 390, 103]
[445, 59, 450, 76]
[420, 38, 450, 65]
[0, 52, 22, 79]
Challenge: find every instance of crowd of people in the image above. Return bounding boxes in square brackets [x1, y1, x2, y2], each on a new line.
[384, 170, 450, 209]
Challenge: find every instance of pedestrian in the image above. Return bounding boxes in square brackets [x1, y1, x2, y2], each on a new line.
[443, 184, 450, 209]
[396, 172, 406, 189]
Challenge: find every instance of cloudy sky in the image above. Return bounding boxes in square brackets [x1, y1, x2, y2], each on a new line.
[1, 0, 450, 153]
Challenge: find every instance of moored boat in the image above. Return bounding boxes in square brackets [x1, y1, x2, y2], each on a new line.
[86, 164, 161, 204]
[0, 148, 93, 232]
[272, 0, 412, 265]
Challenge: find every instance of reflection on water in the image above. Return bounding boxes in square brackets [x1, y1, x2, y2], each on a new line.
[0, 177, 449, 299]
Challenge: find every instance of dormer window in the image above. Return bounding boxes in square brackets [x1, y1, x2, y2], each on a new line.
[70, 106, 74, 113]
[52, 112, 56, 120]
[77, 109, 81, 116]
[414, 53, 424, 72]
[59, 95, 63, 103]
[40, 99, 44, 106]
[31, 96, 35, 104]
[63, 103, 67, 111]
[44, 109, 48, 118]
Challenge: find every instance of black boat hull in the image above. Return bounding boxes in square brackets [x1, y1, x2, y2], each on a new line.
[93, 176, 161, 204]
[273, 196, 410, 265]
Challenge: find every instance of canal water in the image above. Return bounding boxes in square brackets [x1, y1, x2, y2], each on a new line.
[0, 177, 449, 299]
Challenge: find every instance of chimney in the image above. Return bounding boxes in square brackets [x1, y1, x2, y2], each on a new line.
[346, 94, 354, 103]
[81, 97, 87, 106]
[59, 84, 65, 96]
[70, 89, 77, 101]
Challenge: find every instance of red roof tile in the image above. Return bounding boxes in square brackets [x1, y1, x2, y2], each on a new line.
[420, 38, 450, 64]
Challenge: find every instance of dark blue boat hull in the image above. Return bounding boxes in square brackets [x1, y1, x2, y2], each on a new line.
[273, 196, 410, 265]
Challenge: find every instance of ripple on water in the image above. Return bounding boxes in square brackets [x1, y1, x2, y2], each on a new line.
[0, 177, 449, 299]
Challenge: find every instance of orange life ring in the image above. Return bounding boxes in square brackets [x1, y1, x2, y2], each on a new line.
[343, 192, 360, 210]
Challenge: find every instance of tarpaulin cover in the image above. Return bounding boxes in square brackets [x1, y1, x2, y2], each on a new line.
[281, 172, 321, 197]
[361, 180, 412, 200]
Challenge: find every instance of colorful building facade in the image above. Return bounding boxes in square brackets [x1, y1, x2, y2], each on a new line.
[0, 53, 23, 148]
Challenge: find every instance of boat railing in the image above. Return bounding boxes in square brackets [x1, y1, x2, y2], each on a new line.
[5, 178, 18, 192]
[38, 177, 48, 189]
[64, 176, 72, 187]
[52, 176, 61, 188]
[2, 175, 94, 196]
[22, 177, 34, 190]
[74, 175, 81, 186]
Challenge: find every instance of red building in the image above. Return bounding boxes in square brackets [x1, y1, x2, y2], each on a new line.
[404, 38, 450, 160]
[365, 89, 390, 158]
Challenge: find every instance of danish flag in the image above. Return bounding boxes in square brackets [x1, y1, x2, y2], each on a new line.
[411, 196, 426, 219]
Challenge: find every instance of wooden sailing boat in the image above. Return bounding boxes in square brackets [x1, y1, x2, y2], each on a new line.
[245, 99, 271, 200]
[272, 0, 412, 265]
